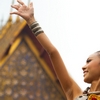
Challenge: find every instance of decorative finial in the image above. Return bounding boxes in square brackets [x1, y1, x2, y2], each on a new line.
[10, 0, 15, 12]
[0, 16, 3, 30]
[28, 0, 31, 6]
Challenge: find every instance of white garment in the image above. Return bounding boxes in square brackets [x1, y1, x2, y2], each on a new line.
[75, 95, 88, 100]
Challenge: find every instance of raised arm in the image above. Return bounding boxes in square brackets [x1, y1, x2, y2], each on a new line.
[10, 0, 82, 99]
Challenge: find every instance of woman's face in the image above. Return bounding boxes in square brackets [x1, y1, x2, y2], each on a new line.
[82, 53, 100, 83]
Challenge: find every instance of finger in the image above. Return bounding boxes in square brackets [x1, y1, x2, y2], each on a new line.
[29, 2, 33, 8]
[17, 0, 24, 5]
[10, 11, 20, 16]
[11, 4, 20, 10]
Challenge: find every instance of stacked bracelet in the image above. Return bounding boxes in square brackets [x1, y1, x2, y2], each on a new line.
[29, 21, 44, 36]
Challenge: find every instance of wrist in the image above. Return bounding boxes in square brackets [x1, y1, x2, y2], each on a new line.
[27, 17, 36, 26]
[29, 21, 44, 36]
[26, 13, 36, 25]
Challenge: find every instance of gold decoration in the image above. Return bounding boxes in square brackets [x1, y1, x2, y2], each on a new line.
[88, 94, 100, 100]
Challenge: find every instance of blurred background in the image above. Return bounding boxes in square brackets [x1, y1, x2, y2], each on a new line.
[0, 1, 100, 99]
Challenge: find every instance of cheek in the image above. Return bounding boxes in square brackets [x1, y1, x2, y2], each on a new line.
[88, 62, 100, 76]
[88, 62, 100, 73]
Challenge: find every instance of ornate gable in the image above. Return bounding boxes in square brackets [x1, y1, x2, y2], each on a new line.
[0, 34, 66, 100]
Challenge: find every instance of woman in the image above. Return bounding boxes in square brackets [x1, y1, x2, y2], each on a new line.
[10, 0, 100, 100]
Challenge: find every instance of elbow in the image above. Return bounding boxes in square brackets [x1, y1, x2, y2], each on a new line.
[47, 46, 59, 56]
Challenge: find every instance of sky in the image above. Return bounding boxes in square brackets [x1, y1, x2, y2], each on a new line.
[1, 0, 100, 91]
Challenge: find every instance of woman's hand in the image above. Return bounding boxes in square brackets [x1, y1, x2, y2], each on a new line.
[10, 0, 35, 25]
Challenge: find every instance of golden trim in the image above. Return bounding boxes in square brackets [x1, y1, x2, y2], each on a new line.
[0, 37, 22, 67]
[88, 94, 100, 100]
[0, 23, 12, 39]
[14, 20, 26, 37]
[9, 37, 22, 55]
[0, 16, 12, 39]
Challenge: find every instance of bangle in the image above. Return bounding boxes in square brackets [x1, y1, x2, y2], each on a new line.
[29, 21, 44, 36]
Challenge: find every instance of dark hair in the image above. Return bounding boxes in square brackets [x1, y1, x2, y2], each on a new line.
[95, 51, 100, 57]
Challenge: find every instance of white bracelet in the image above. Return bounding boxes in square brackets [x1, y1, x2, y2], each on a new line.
[29, 21, 44, 36]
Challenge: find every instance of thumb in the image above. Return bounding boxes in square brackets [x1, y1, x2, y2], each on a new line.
[10, 11, 21, 16]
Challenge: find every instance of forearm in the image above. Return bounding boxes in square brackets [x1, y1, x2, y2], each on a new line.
[36, 33, 56, 54]
[28, 19, 82, 99]
[29, 20, 72, 89]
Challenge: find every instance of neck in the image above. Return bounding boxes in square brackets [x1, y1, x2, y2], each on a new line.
[90, 79, 100, 92]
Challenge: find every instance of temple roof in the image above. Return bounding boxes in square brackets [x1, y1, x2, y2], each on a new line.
[0, 15, 66, 99]
[0, 16, 26, 60]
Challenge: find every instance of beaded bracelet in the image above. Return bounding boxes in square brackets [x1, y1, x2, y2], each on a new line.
[29, 21, 44, 36]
